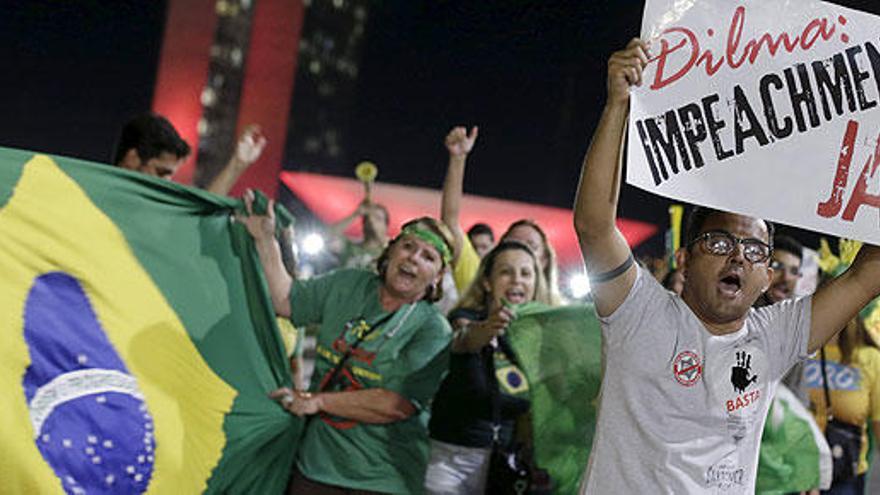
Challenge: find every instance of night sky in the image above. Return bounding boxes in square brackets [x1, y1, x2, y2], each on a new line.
[347, 0, 667, 246]
[4, 0, 880, 254]
[1, 2, 166, 162]
[348, 0, 645, 212]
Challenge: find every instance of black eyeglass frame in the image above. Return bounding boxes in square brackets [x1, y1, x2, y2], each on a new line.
[688, 230, 773, 264]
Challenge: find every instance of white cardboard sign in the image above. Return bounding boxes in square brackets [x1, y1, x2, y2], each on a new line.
[628, 0, 880, 243]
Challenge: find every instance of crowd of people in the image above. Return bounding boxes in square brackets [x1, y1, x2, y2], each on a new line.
[104, 38, 880, 494]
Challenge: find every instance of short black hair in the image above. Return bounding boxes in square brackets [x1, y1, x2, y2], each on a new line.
[113, 113, 190, 166]
[467, 223, 494, 241]
[773, 235, 803, 261]
[684, 206, 775, 248]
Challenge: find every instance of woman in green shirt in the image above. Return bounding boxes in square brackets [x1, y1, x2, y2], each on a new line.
[239, 190, 455, 494]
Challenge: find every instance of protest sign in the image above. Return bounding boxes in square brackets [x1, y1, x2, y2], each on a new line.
[629, 0, 880, 243]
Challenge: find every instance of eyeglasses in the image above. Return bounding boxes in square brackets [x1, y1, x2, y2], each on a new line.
[770, 260, 801, 277]
[689, 230, 772, 264]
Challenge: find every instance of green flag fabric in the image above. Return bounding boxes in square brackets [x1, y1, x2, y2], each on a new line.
[0, 149, 301, 493]
[756, 385, 832, 493]
[507, 303, 603, 494]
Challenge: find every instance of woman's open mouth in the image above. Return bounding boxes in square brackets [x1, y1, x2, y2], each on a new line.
[505, 288, 527, 304]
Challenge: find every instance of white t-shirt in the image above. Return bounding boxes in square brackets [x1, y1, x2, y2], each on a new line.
[581, 267, 811, 493]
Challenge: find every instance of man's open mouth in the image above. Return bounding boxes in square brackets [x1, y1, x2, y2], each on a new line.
[718, 273, 742, 296]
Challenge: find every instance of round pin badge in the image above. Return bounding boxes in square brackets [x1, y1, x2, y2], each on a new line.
[673, 350, 703, 387]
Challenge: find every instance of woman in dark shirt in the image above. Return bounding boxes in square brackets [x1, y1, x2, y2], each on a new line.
[424, 241, 552, 494]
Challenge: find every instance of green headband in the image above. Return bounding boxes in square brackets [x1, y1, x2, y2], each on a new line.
[399, 226, 452, 264]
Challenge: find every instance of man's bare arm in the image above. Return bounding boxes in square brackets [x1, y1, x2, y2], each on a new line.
[573, 39, 648, 316]
[809, 244, 880, 352]
[205, 125, 267, 195]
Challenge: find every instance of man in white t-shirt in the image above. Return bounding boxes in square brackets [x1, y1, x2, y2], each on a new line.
[572, 38, 880, 493]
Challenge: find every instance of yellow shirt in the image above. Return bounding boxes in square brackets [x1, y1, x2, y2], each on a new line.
[452, 235, 481, 294]
[277, 317, 301, 358]
[806, 344, 880, 474]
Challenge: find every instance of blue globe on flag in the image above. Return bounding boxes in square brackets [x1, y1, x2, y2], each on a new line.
[23, 272, 156, 494]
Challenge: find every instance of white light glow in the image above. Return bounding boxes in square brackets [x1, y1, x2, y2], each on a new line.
[568, 273, 591, 298]
[302, 233, 324, 256]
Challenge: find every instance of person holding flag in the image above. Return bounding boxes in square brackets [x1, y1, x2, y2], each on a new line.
[238, 191, 454, 494]
[573, 38, 880, 493]
[423, 240, 552, 493]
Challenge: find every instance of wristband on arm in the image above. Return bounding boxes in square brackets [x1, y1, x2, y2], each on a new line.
[589, 254, 635, 284]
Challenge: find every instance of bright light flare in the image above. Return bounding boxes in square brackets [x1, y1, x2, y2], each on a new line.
[568, 272, 591, 298]
[302, 233, 325, 256]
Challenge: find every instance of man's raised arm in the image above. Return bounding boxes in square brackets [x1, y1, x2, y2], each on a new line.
[573, 39, 648, 317]
[205, 125, 267, 195]
[809, 244, 880, 352]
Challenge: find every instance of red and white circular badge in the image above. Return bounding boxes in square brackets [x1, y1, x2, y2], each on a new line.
[673, 350, 703, 387]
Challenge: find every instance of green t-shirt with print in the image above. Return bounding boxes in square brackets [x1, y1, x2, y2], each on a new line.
[288, 268, 452, 494]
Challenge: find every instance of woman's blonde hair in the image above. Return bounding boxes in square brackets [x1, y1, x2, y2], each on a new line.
[501, 219, 562, 306]
[454, 241, 551, 313]
[376, 216, 455, 303]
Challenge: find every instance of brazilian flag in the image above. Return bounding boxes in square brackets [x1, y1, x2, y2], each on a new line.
[507, 303, 603, 494]
[0, 149, 301, 493]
